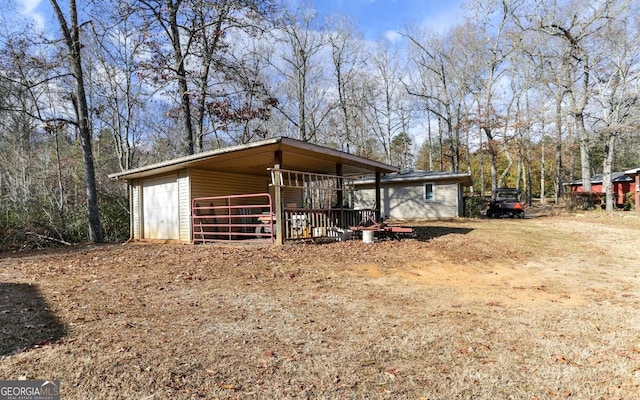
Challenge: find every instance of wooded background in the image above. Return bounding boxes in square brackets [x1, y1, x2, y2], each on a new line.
[1, 0, 638, 246]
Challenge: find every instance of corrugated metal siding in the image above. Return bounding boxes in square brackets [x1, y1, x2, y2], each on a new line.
[131, 180, 140, 239]
[178, 170, 190, 241]
[354, 181, 461, 219]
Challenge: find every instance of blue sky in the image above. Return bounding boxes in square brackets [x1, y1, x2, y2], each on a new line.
[311, 0, 465, 40]
[16, 0, 465, 39]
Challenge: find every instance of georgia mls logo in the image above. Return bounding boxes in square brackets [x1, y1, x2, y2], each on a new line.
[0, 380, 60, 400]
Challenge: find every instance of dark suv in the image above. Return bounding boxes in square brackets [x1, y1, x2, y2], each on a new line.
[486, 188, 525, 219]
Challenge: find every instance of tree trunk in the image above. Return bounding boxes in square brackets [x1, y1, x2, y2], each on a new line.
[603, 132, 616, 212]
[498, 141, 513, 188]
[489, 150, 498, 190]
[54, 127, 66, 237]
[554, 90, 563, 204]
[50, 0, 103, 243]
[526, 148, 533, 206]
[427, 111, 433, 170]
[568, 120, 575, 182]
[479, 124, 485, 196]
[168, 0, 195, 155]
[297, 70, 306, 141]
[540, 137, 545, 205]
[575, 114, 592, 193]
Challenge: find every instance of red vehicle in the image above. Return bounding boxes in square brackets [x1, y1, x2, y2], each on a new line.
[486, 188, 525, 219]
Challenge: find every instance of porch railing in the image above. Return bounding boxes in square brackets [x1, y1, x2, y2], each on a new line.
[192, 193, 274, 244]
[283, 207, 379, 240]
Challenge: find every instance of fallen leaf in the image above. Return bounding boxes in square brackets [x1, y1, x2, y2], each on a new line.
[551, 354, 570, 364]
[220, 384, 235, 390]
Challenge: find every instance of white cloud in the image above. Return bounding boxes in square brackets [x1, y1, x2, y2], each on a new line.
[18, 0, 42, 14]
[382, 29, 403, 43]
[16, 0, 46, 31]
[419, 6, 464, 34]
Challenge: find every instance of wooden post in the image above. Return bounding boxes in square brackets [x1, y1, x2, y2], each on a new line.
[129, 182, 134, 241]
[635, 173, 640, 215]
[336, 163, 343, 228]
[274, 151, 284, 245]
[375, 171, 381, 222]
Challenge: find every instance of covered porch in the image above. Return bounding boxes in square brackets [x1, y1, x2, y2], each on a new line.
[109, 137, 398, 245]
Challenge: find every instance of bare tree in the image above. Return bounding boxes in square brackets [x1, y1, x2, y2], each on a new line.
[462, 0, 521, 190]
[363, 39, 413, 165]
[326, 15, 364, 151]
[50, 0, 103, 243]
[590, 4, 639, 210]
[531, 0, 619, 192]
[404, 26, 470, 172]
[268, 6, 329, 142]
[131, 0, 274, 154]
[89, 2, 150, 172]
[211, 38, 278, 145]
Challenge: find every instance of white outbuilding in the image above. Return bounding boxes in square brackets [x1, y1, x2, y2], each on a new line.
[353, 169, 472, 220]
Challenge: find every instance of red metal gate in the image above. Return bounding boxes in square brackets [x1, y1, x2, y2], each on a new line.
[192, 193, 274, 244]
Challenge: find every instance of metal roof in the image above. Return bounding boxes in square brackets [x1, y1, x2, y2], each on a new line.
[565, 172, 633, 186]
[624, 167, 640, 175]
[108, 137, 399, 181]
[353, 169, 472, 186]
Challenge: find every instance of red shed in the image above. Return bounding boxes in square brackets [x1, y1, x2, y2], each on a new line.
[624, 167, 640, 214]
[565, 172, 634, 206]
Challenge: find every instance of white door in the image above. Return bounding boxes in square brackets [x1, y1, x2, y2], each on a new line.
[142, 175, 179, 240]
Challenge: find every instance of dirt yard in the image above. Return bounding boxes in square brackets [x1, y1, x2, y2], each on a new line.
[1, 211, 639, 399]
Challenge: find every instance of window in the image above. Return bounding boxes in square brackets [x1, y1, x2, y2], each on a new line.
[424, 183, 434, 201]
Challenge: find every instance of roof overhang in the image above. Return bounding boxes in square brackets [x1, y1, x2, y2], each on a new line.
[565, 171, 635, 186]
[109, 137, 399, 181]
[624, 167, 640, 175]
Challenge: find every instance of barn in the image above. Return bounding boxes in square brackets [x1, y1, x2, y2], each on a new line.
[352, 169, 472, 220]
[623, 167, 640, 214]
[565, 172, 634, 206]
[108, 137, 398, 244]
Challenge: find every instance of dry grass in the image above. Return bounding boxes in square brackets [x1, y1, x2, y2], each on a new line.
[1, 212, 640, 399]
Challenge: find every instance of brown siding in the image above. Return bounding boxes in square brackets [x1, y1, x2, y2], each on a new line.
[178, 170, 190, 241]
[190, 169, 271, 199]
[283, 187, 304, 208]
[131, 179, 141, 239]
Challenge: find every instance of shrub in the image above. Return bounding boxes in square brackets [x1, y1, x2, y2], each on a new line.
[464, 196, 488, 218]
[624, 192, 635, 211]
[565, 192, 600, 210]
[99, 194, 130, 242]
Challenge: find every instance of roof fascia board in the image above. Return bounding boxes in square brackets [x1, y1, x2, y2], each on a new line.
[354, 173, 472, 185]
[279, 137, 397, 173]
[109, 137, 398, 181]
[108, 138, 281, 180]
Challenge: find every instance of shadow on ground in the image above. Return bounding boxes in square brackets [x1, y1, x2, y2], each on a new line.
[411, 226, 474, 242]
[406, 226, 474, 242]
[0, 283, 66, 356]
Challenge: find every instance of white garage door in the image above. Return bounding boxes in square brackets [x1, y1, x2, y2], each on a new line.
[142, 175, 179, 240]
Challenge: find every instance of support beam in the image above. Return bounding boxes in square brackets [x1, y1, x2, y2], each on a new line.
[636, 173, 640, 215]
[336, 163, 343, 227]
[274, 151, 284, 245]
[375, 171, 381, 221]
